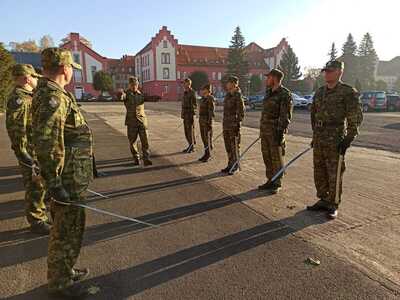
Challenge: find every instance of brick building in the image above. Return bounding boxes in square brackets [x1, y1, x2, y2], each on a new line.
[106, 55, 135, 92]
[134, 26, 290, 100]
[60, 32, 108, 99]
[375, 56, 400, 91]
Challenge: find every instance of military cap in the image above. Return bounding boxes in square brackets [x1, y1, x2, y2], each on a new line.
[12, 64, 42, 78]
[227, 76, 239, 84]
[183, 78, 192, 84]
[322, 60, 344, 71]
[128, 76, 139, 84]
[201, 83, 212, 91]
[265, 68, 284, 81]
[41, 47, 81, 70]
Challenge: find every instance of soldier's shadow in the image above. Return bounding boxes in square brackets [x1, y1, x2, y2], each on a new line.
[5, 209, 328, 300]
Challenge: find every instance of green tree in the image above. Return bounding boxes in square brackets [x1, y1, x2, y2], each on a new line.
[249, 74, 262, 95]
[278, 45, 302, 88]
[93, 71, 113, 95]
[39, 35, 55, 50]
[357, 33, 379, 89]
[226, 26, 249, 93]
[328, 42, 338, 60]
[0, 43, 15, 112]
[189, 71, 209, 92]
[341, 33, 359, 85]
[10, 39, 40, 52]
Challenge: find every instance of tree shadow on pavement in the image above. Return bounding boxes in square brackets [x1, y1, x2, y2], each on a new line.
[0, 198, 25, 221]
[0, 177, 24, 194]
[0, 165, 20, 178]
[6, 209, 328, 300]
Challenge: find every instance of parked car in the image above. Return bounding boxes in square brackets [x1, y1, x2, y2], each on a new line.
[248, 95, 264, 110]
[97, 93, 113, 102]
[215, 97, 224, 106]
[293, 93, 312, 111]
[80, 92, 96, 102]
[360, 91, 387, 112]
[386, 94, 400, 112]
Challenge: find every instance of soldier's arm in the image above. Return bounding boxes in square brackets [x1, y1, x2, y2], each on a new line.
[345, 88, 363, 139]
[209, 96, 215, 120]
[34, 95, 68, 190]
[6, 99, 30, 162]
[310, 93, 317, 131]
[278, 92, 293, 133]
[236, 92, 245, 122]
[191, 91, 197, 113]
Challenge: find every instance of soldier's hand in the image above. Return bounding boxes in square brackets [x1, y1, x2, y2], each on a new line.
[20, 152, 34, 167]
[50, 186, 70, 204]
[337, 136, 353, 155]
[275, 130, 284, 145]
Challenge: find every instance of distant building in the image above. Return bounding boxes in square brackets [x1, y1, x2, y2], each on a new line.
[60, 32, 108, 99]
[376, 57, 400, 90]
[106, 55, 135, 91]
[135, 26, 290, 100]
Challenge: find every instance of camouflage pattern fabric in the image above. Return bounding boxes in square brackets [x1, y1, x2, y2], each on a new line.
[311, 81, 363, 208]
[181, 88, 197, 145]
[199, 95, 215, 149]
[32, 79, 93, 292]
[5, 87, 48, 225]
[123, 89, 150, 159]
[260, 86, 293, 185]
[222, 89, 245, 166]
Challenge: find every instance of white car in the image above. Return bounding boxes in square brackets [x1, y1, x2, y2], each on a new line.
[293, 93, 312, 111]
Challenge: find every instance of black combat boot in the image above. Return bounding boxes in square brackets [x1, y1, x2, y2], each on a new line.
[306, 200, 329, 211]
[267, 183, 282, 194]
[258, 181, 272, 190]
[228, 164, 239, 175]
[221, 166, 231, 173]
[132, 157, 140, 166]
[199, 149, 211, 162]
[30, 221, 51, 235]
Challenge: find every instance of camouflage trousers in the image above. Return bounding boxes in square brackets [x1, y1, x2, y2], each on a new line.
[127, 125, 150, 159]
[19, 163, 48, 225]
[313, 137, 346, 209]
[199, 120, 212, 149]
[223, 127, 241, 167]
[260, 132, 285, 186]
[183, 116, 196, 146]
[48, 147, 93, 292]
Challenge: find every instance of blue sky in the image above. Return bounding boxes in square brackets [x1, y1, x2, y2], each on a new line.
[1, 0, 398, 70]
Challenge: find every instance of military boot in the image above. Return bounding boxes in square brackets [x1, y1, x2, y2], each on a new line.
[132, 157, 140, 166]
[228, 164, 239, 175]
[258, 181, 272, 190]
[30, 221, 51, 235]
[306, 200, 329, 211]
[266, 182, 282, 194]
[199, 149, 211, 162]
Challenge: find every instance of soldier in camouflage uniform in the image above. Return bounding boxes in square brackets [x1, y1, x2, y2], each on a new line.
[221, 76, 245, 175]
[122, 76, 152, 166]
[198, 84, 215, 162]
[5, 64, 50, 234]
[308, 60, 363, 219]
[181, 78, 197, 153]
[32, 48, 93, 297]
[258, 69, 293, 194]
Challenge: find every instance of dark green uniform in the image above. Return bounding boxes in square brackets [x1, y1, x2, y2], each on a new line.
[260, 86, 293, 187]
[123, 89, 150, 160]
[6, 86, 48, 226]
[181, 88, 197, 147]
[223, 88, 245, 168]
[32, 48, 93, 293]
[311, 81, 363, 208]
[198, 95, 215, 150]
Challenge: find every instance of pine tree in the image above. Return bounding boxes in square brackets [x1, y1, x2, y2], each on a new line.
[278, 45, 302, 88]
[226, 26, 249, 93]
[0, 43, 15, 112]
[328, 42, 338, 61]
[341, 33, 359, 85]
[358, 33, 379, 89]
[342, 34, 357, 55]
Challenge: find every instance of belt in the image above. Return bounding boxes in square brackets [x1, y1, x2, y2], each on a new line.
[315, 120, 342, 128]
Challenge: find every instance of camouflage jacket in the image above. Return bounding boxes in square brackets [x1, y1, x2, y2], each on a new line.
[223, 88, 245, 130]
[5, 87, 34, 161]
[199, 95, 215, 124]
[311, 81, 363, 140]
[123, 89, 147, 128]
[32, 79, 93, 189]
[260, 86, 293, 134]
[181, 88, 197, 118]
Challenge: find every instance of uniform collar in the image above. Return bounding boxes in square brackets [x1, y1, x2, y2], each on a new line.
[325, 81, 342, 92]
[46, 79, 68, 94]
[128, 89, 141, 95]
[15, 86, 33, 96]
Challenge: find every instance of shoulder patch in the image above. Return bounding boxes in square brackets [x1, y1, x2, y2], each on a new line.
[49, 97, 60, 109]
[15, 98, 23, 106]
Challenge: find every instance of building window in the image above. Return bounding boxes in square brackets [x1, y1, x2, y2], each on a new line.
[73, 53, 80, 64]
[177, 71, 181, 80]
[212, 72, 216, 80]
[164, 85, 169, 94]
[218, 72, 222, 80]
[91, 66, 97, 80]
[163, 40, 168, 48]
[183, 72, 187, 79]
[161, 53, 170, 64]
[73, 69, 82, 83]
[163, 68, 170, 79]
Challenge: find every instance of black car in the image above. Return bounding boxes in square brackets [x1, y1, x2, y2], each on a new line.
[387, 94, 400, 112]
[97, 94, 114, 102]
[248, 95, 264, 110]
[80, 92, 96, 102]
